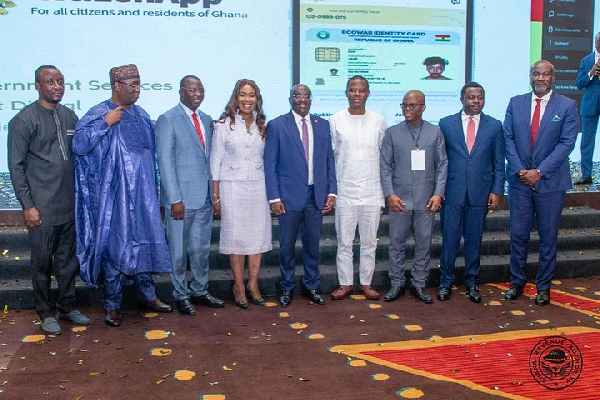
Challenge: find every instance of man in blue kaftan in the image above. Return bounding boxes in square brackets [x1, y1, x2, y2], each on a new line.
[73, 64, 172, 327]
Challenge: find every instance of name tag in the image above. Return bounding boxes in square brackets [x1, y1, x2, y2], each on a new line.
[411, 149, 425, 171]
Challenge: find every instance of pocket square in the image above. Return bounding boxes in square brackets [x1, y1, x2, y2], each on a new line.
[551, 115, 561, 122]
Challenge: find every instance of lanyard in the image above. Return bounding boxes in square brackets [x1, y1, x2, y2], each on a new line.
[408, 121, 423, 149]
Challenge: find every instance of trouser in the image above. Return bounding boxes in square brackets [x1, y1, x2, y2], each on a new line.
[388, 209, 434, 288]
[580, 113, 600, 178]
[29, 221, 78, 320]
[102, 271, 157, 310]
[335, 205, 381, 286]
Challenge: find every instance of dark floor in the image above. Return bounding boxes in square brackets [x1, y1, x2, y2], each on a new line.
[0, 277, 599, 399]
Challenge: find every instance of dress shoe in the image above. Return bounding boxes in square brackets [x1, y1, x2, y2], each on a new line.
[304, 289, 325, 305]
[410, 287, 433, 304]
[331, 285, 353, 300]
[191, 293, 225, 308]
[177, 299, 196, 316]
[574, 177, 593, 185]
[504, 284, 524, 300]
[233, 287, 249, 309]
[105, 309, 121, 327]
[359, 285, 380, 300]
[384, 286, 405, 301]
[59, 310, 91, 325]
[247, 286, 265, 306]
[41, 317, 61, 335]
[466, 286, 482, 303]
[437, 286, 451, 301]
[535, 289, 551, 306]
[140, 299, 173, 313]
[280, 290, 292, 307]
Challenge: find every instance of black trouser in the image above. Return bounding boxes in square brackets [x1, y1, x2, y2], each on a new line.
[28, 221, 78, 319]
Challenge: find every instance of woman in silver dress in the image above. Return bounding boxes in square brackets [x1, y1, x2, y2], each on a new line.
[210, 79, 272, 308]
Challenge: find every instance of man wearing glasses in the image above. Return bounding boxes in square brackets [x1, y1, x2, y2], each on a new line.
[264, 84, 337, 307]
[380, 90, 447, 303]
[154, 75, 224, 316]
[73, 64, 173, 327]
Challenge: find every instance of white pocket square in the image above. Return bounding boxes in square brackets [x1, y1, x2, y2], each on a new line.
[551, 115, 561, 122]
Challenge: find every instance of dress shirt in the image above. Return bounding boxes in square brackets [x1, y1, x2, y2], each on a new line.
[531, 90, 552, 124]
[589, 51, 600, 79]
[179, 102, 204, 138]
[461, 111, 480, 143]
[291, 110, 314, 185]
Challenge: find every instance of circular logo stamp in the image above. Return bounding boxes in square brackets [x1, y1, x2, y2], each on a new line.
[529, 336, 583, 390]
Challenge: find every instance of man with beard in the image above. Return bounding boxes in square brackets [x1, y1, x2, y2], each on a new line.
[503, 60, 579, 305]
[73, 64, 172, 327]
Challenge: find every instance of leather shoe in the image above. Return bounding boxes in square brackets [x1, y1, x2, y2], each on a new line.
[437, 286, 451, 301]
[466, 286, 482, 303]
[504, 284, 524, 300]
[105, 309, 121, 327]
[331, 285, 353, 300]
[280, 290, 292, 307]
[191, 293, 225, 308]
[574, 177, 593, 185]
[535, 289, 551, 306]
[359, 285, 380, 300]
[304, 289, 325, 305]
[410, 287, 433, 304]
[140, 299, 173, 313]
[384, 286, 405, 301]
[177, 299, 196, 316]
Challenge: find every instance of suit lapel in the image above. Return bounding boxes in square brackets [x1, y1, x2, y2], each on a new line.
[470, 113, 489, 154]
[452, 113, 469, 154]
[178, 108, 206, 154]
[285, 112, 308, 163]
[533, 92, 558, 151]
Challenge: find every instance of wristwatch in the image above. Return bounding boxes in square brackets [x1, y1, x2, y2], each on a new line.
[536, 169, 543, 178]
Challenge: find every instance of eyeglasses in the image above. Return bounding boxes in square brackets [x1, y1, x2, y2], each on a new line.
[292, 94, 312, 100]
[118, 81, 141, 89]
[401, 103, 424, 110]
[181, 88, 205, 95]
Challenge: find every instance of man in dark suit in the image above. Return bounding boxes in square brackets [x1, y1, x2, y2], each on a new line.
[264, 84, 337, 307]
[575, 32, 600, 185]
[155, 75, 224, 316]
[438, 82, 505, 303]
[503, 60, 579, 305]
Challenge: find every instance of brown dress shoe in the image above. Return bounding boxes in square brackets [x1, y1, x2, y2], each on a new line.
[359, 285, 380, 300]
[331, 285, 353, 300]
[105, 309, 121, 327]
[140, 299, 173, 313]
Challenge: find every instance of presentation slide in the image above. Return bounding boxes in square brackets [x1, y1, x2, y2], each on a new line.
[0, 0, 291, 172]
[296, 0, 468, 125]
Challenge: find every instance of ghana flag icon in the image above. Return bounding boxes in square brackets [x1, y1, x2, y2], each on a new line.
[435, 35, 451, 41]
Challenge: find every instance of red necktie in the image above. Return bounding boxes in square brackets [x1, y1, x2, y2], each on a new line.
[191, 112, 206, 150]
[466, 116, 475, 153]
[531, 98, 541, 147]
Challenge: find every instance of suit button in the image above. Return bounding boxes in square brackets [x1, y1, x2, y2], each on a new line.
[246, 145, 250, 148]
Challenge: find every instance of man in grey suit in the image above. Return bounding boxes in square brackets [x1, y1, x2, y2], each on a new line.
[380, 90, 448, 303]
[155, 75, 224, 316]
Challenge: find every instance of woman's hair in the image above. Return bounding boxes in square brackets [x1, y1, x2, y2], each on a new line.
[218, 79, 266, 139]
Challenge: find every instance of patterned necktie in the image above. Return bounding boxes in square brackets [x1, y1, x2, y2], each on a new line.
[531, 98, 541, 147]
[466, 116, 475, 153]
[301, 117, 309, 161]
[191, 112, 206, 150]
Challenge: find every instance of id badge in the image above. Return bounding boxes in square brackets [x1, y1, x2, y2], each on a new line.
[411, 149, 425, 171]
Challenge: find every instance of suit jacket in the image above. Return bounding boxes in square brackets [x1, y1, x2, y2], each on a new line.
[576, 52, 600, 116]
[380, 120, 447, 211]
[264, 112, 337, 211]
[439, 112, 505, 206]
[154, 104, 213, 209]
[503, 91, 579, 193]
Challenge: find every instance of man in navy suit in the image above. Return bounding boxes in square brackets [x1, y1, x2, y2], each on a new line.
[503, 60, 579, 306]
[438, 82, 505, 303]
[264, 84, 337, 307]
[575, 32, 600, 185]
[155, 75, 224, 316]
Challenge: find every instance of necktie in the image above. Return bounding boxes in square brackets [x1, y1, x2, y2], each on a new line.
[191, 112, 206, 150]
[466, 116, 475, 153]
[301, 117, 309, 161]
[531, 98, 541, 147]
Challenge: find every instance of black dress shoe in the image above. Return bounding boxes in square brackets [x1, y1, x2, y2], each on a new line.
[304, 289, 325, 305]
[384, 286, 405, 302]
[535, 289, 551, 306]
[437, 286, 451, 301]
[504, 284, 524, 300]
[105, 309, 121, 327]
[280, 290, 292, 307]
[574, 177, 593, 185]
[191, 293, 225, 308]
[177, 299, 196, 316]
[140, 299, 173, 313]
[410, 287, 433, 303]
[466, 286, 482, 303]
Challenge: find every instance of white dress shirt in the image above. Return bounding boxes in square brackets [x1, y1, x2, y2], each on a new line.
[291, 110, 314, 185]
[179, 102, 204, 137]
[531, 90, 552, 123]
[461, 111, 480, 143]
